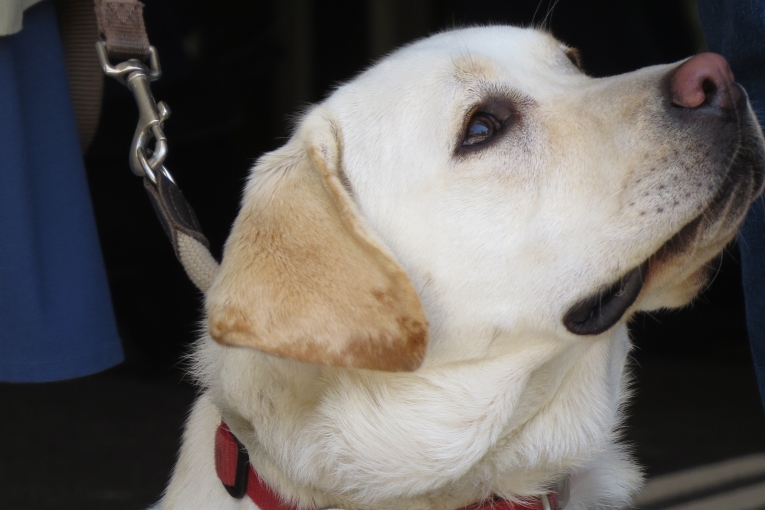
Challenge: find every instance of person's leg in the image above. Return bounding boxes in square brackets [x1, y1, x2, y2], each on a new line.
[696, 0, 765, 406]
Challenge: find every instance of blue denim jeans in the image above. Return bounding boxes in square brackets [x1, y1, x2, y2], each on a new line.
[697, 0, 765, 406]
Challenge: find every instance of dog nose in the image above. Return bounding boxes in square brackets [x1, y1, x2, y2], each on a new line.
[669, 53, 739, 110]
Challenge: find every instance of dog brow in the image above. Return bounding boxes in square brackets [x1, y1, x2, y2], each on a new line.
[452, 54, 500, 83]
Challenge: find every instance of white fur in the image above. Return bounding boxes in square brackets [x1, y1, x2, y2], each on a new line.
[161, 26, 764, 510]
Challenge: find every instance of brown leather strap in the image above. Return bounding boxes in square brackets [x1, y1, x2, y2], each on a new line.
[143, 172, 210, 258]
[144, 172, 219, 292]
[94, 0, 150, 61]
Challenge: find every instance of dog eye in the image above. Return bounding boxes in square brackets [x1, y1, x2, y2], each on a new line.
[463, 113, 501, 146]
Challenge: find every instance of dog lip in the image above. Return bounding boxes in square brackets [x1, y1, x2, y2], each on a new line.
[563, 261, 648, 336]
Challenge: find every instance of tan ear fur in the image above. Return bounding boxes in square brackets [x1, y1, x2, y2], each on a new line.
[206, 109, 429, 372]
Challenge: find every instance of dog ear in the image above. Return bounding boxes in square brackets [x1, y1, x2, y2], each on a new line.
[206, 109, 429, 372]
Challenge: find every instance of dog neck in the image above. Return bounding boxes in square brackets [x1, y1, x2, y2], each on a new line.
[215, 420, 566, 510]
[200, 320, 631, 510]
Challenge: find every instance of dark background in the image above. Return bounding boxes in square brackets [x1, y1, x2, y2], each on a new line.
[2, 0, 764, 508]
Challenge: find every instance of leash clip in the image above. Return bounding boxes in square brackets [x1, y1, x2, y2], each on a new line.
[96, 41, 174, 185]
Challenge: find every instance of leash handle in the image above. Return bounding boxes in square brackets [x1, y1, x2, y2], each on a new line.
[94, 1, 219, 292]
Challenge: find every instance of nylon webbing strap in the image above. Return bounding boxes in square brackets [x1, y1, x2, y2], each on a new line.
[94, 0, 150, 61]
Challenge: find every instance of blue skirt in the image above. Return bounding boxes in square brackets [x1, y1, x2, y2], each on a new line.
[0, 1, 122, 382]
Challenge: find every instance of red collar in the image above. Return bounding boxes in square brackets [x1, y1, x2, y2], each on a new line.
[215, 422, 560, 510]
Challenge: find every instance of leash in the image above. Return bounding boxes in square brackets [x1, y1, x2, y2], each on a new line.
[93, 0, 219, 292]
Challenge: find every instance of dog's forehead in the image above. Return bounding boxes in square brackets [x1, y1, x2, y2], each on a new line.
[326, 27, 576, 118]
[414, 26, 568, 76]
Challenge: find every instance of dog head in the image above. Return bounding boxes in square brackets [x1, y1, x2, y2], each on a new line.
[208, 26, 764, 370]
[200, 26, 764, 507]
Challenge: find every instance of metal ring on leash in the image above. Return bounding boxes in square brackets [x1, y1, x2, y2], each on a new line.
[138, 151, 176, 186]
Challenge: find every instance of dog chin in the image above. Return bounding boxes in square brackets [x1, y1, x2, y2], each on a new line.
[638, 260, 716, 310]
[637, 210, 744, 311]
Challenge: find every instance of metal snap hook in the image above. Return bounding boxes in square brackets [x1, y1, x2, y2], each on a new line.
[96, 41, 170, 182]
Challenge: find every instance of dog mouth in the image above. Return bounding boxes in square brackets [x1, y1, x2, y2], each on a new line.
[563, 261, 649, 336]
[563, 139, 761, 337]
[563, 184, 736, 336]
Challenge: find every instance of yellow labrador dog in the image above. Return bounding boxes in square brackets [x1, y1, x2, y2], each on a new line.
[161, 27, 765, 510]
